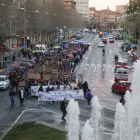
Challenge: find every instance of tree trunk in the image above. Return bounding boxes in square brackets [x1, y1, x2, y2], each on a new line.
[0, 46, 3, 69]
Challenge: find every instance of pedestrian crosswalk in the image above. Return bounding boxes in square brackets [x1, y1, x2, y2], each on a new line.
[80, 64, 112, 68]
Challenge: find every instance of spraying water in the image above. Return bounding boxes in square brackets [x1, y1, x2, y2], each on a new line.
[90, 96, 102, 140]
[113, 60, 140, 140]
[66, 99, 80, 140]
[81, 120, 94, 140]
[112, 103, 127, 140]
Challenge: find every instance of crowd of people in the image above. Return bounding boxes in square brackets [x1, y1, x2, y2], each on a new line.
[8, 43, 90, 107]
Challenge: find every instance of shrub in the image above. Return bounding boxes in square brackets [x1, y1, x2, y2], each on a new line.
[132, 39, 137, 44]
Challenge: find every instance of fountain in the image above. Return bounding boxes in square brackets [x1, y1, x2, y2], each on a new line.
[81, 120, 94, 140]
[113, 60, 140, 140]
[66, 99, 80, 140]
[90, 96, 103, 140]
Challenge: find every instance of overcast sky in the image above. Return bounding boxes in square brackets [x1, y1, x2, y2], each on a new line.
[89, 0, 129, 11]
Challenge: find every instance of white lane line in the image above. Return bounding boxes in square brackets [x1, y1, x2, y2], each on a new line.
[94, 66, 96, 72]
[104, 117, 115, 121]
[93, 74, 94, 75]
[112, 67, 114, 73]
[99, 99, 118, 101]
[80, 109, 87, 112]
[102, 106, 116, 111]
[100, 93, 106, 96]
[91, 84, 93, 86]
[93, 88, 96, 91]
[2, 106, 28, 139]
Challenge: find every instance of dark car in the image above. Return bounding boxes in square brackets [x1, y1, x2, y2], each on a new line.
[10, 66, 23, 73]
[76, 36, 81, 40]
[102, 38, 107, 44]
[111, 81, 131, 94]
[19, 62, 30, 68]
[25, 60, 34, 65]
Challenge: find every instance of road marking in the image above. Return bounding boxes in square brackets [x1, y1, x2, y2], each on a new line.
[86, 63, 89, 66]
[112, 67, 114, 73]
[93, 88, 96, 91]
[99, 99, 118, 102]
[100, 93, 106, 96]
[85, 68, 88, 71]
[91, 84, 93, 86]
[80, 109, 87, 112]
[92, 77, 94, 79]
[2, 106, 28, 139]
[93, 74, 94, 75]
[94, 66, 96, 72]
[104, 117, 115, 121]
[102, 106, 116, 111]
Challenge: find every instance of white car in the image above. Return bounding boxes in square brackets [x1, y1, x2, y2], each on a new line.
[84, 41, 90, 46]
[74, 40, 79, 44]
[0, 75, 9, 89]
[98, 42, 104, 47]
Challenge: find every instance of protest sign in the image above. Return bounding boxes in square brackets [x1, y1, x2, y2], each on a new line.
[27, 73, 34, 79]
[43, 74, 51, 80]
[34, 73, 40, 80]
[28, 69, 34, 73]
[71, 83, 77, 88]
[38, 90, 83, 101]
[78, 74, 83, 83]
[31, 85, 71, 96]
[19, 81, 25, 87]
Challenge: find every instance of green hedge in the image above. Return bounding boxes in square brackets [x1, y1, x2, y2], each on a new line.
[126, 35, 137, 44]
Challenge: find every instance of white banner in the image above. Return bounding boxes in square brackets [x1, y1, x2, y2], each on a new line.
[38, 89, 83, 101]
[31, 85, 71, 96]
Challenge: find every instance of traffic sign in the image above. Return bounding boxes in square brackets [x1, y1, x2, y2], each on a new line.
[130, 45, 134, 49]
[23, 45, 26, 48]
[104, 32, 107, 36]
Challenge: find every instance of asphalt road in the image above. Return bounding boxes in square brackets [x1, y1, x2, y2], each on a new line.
[0, 33, 133, 140]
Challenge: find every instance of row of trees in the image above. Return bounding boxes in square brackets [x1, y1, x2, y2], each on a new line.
[0, 0, 83, 47]
[119, 0, 140, 42]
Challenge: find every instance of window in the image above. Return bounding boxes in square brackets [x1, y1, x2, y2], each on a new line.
[123, 70, 128, 74]
[84, 2, 88, 4]
[80, 2, 83, 4]
[122, 83, 131, 86]
[84, 14, 88, 16]
[76, 2, 79, 4]
[117, 70, 122, 74]
[80, 10, 83, 12]
[84, 6, 88, 8]
[84, 10, 88, 12]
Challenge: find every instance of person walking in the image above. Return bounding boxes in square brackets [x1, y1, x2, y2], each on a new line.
[60, 98, 68, 121]
[82, 81, 88, 98]
[86, 89, 93, 107]
[10, 88, 16, 106]
[18, 88, 25, 105]
[12, 55, 15, 63]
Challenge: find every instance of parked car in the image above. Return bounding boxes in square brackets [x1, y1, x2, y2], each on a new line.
[76, 36, 81, 40]
[25, 59, 35, 65]
[11, 66, 23, 72]
[61, 41, 68, 47]
[0, 75, 9, 89]
[98, 42, 104, 47]
[84, 41, 90, 46]
[74, 40, 79, 44]
[114, 68, 129, 82]
[111, 81, 131, 94]
[19, 62, 31, 68]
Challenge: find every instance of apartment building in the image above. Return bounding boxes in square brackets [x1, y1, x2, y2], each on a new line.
[116, 5, 128, 12]
[74, 0, 89, 20]
[89, 7, 123, 29]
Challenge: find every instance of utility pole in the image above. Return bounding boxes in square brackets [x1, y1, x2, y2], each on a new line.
[24, 0, 26, 51]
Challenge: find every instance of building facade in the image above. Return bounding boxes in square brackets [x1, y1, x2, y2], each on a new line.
[74, 0, 89, 20]
[116, 5, 128, 13]
[89, 7, 124, 30]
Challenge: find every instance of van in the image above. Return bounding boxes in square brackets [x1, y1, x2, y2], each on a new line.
[34, 44, 47, 54]
[115, 68, 128, 82]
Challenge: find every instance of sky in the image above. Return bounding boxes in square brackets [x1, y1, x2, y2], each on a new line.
[89, 0, 129, 11]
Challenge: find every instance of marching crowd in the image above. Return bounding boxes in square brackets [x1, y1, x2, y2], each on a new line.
[8, 43, 90, 107]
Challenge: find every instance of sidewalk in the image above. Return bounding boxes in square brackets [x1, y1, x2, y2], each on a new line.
[0, 55, 24, 75]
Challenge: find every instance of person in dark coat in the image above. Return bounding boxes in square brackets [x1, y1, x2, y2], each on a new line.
[82, 81, 88, 98]
[60, 98, 68, 121]
[12, 55, 15, 63]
